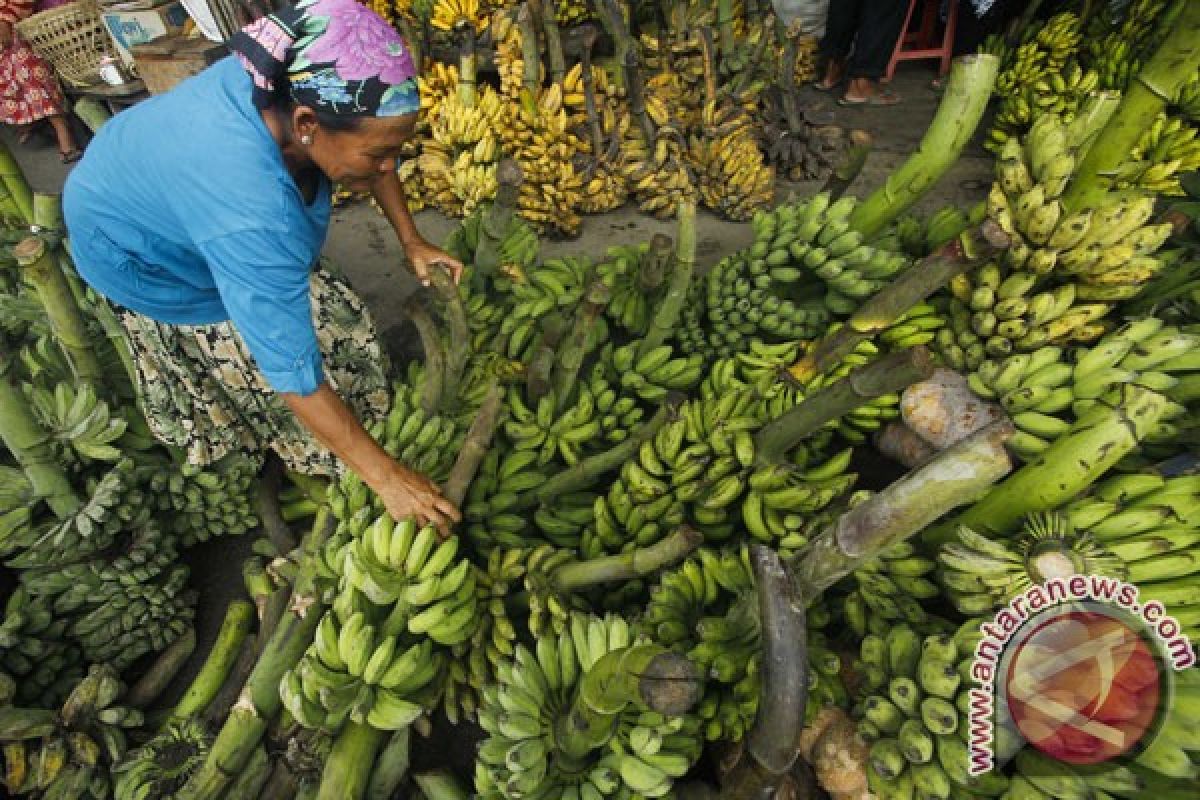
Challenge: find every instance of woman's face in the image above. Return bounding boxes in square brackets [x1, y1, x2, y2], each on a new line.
[297, 110, 417, 191]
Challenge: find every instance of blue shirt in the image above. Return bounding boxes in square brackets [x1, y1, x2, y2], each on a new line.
[64, 56, 332, 396]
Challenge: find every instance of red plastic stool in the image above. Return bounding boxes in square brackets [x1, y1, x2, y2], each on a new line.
[884, 0, 959, 82]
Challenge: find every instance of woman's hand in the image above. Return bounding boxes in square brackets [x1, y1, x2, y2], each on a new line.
[404, 236, 464, 287]
[377, 463, 461, 537]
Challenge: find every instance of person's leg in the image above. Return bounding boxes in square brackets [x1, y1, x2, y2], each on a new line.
[46, 114, 81, 162]
[842, 0, 910, 103]
[817, 0, 866, 89]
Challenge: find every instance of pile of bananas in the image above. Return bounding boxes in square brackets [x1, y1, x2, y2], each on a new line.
[111, 719, 210, 800]
[687, 100, 774, 222]
[840, 541, 939, 637]
[418, 78, 505, 217]
[0, 588, 83, 707]
[284, 516, 477, 731]
[966, 319, 1198, 460]
[2, 665, 142, 800]
[855, 622, 1010, 800]
[474, 613, 702, 800]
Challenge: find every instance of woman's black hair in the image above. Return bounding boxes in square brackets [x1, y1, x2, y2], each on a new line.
[273, 94, 363, 133]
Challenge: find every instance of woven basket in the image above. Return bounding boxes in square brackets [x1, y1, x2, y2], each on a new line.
[15, 0, 120, 88]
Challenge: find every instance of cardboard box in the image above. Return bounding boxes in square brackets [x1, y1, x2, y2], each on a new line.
[101, 2, 188, 66]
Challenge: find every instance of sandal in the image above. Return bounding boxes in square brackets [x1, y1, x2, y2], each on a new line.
[60, 148, 83, 164]
[837, 89, 901, 107]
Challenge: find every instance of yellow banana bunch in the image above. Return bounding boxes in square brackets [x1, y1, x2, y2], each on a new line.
[687, 101, 774, 222]
[430, 0, 486, 33]
[1126, 112, 1200, 195]
[418, 86, 504, 216]
[621, 123, 697, 220]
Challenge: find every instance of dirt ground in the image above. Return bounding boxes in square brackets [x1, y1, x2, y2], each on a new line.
[3, 59, 993, 771]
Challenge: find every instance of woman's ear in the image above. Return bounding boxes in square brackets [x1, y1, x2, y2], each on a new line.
[292, 105, 320, 144]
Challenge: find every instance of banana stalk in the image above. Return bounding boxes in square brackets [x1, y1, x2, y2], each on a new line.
[126, 626, 197, 709]
[0, 348, 80, 519]
[402, 293, 447, 416]
[790, 421, 1014, 604]
[526, 313, 568, 400]
[1063, 1, 1200, 210]
[820, 130, 873, 201]
[261, 761, 300, 800]
[178, 508, 334, 800]
[413, 770, 470, 800]
[456, 21, 477, 108]
[556, 644, 701, 763]
[14, 236, 105, 388]
[595, 0, 634, 91]
[639, 233, 674, 292]
[552, 280, 611, 410]
[515, 5, 541, 118]
[226, 744, 272, 798]
[169, 601, 255, 724]
[364, 728, 410, 800]
[317, 722, 385, 800]
[550, 527, 704, 591]
[0, 139, 32, 224]
[755, 347, 937, 465]
[531, 397, 679, 503]
[427, 264, 470, 405]
[442, 378, 505, 506]
[848, 54, 1000, 239]
[721, 546, 808, 800]
[474, 160, 524, 277]
[579, 25, 606, 160]
[638, 200, 697, 359]
[923, 384, 1172, 545]
[792, 222, 1008, 382]
[533, 0, 566, 85]
[257, 457, 299, 554]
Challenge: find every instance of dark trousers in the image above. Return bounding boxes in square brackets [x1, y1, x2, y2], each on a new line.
[820, 0, 912, 80]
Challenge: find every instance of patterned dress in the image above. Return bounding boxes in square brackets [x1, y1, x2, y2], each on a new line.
[0, 0, 68, 126]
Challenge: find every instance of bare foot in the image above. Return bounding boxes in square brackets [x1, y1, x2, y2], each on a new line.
[839, 78, 900, 106]
[815, 58, 846, 91]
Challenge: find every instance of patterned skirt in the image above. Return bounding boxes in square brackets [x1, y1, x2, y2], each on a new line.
[0, 41, 67, 126]
[115, 267, 391, 476]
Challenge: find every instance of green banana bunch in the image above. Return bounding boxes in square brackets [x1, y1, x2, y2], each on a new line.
[501, 256, 593, 360]
[585, 365, 646, 445]
[338, 515, 479, 646]
[595, 242, 670, 337]
[378, 377, 463, 483]
[988, 62, 1098, 153]
[0, 588, 84, 708]
[1002, 748, 1168, 800]
[1083, 0, 1170, 91]
[606, 342, 706, 402]
[841, 540, 939, 637]
[1125, 113, 1200, 195]
[26, 383, 126, 466]
[937, 512, 1122, 616]
[1060, 471, 1200, 639]
[443, 204, 540, 282]
[994, 41, 1048, 99]
[111, 719, 210, 800]
[881, 302, 947, 350]
[521, 544, 586, 639]
[464, 448, 547, 549]
[967, 344, 1077, 460]
[855, 622, 1009, 800]
[139, 456, 259, 546]
[442, 548, 524, 724]
[475, 613, 703, 800]
[742, 454, 860, 553]
[504, 384, 603, 467]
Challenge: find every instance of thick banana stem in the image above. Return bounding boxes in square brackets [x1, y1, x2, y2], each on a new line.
[395, 15, 423, 77]
[557, 645, 701, 762]
[402, 294, 447, 416]
[1063, 91, 1120, 166]
[413, 770, 471, 800]
[698, 27, 719, 110]
[442, 378, 505, 507]
[225, 744, 271, 798]
[427, 265, 470, 406]
[596, 0, 634, 91]
[126, 626, 197, 709]
[552, 280, 611, 410]
[516, 4, 541, 118]
[638, 233, 673, 292]
[0, 140, 32, 223]
[533, 0, 565, 85]
[820, 130, 872, 201]
[200, 632, 258, 728]
[847, 54, 999, 240]
[622, 44, 658, 147]
[456, 21, 478, 108]
[365, 727, 411, 800]
[791, 222, 1008, 382]
[526, 312, 568, 400]
[756, 348, 936, 465]
[168, 601, 255, 724]
[257, 457, 298, 554]
[14, 236, 105, 387]
[0, 350, 80, 519]
[923, 385, 1172, 546]
[1062, 2, 1200, 210]
[475, 159, 523, 277]
[790, 421, 1014, 604]
[178, 509, 334, 800]
[638, 200, 697, 359]
[550, 526, 704, 591]
[721, 547, 809, 800]
[579, 26, 606, 165]
[775, 20, 805, 134]
[317, 721, 386, 800]
[531, 397, 681, 504]
[260, 760, 300, 800]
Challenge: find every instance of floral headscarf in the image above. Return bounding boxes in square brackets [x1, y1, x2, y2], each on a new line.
[228, 0, 419, 118]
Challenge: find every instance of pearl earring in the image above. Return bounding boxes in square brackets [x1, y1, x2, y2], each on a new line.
[300, 135, 313, 145]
